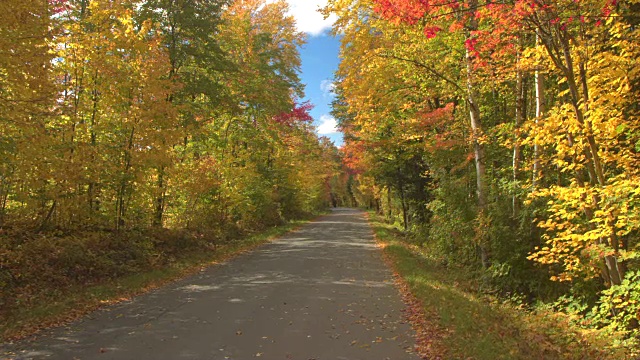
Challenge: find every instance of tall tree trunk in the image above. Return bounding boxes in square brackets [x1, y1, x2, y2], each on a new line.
[513, 65, 524, 218]
[466, 51, 486, 212]
[153, 167, 165, 227]
[116, 127, 135, 231]
[465, 0, 489, 267]
[533, 32, 545, 187]
[88, 77, 99, 219]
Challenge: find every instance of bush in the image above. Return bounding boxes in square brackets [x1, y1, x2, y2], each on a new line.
[0, 229, 192, 312]
[590, 270, 640, 349]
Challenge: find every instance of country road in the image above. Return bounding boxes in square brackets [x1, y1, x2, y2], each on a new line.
[2, 208, 419, 360]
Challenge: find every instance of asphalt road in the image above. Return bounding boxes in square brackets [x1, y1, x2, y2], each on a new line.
[2, 208, 419, 360]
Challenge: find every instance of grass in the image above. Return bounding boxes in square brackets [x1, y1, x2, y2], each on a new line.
[368, 214, 631, 360]
[0, 219, 308, 342]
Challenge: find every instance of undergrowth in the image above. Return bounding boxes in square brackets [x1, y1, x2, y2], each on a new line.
[369, 213, 635, 360]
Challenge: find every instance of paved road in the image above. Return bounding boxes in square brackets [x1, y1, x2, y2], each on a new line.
[2, 208, 419, 360]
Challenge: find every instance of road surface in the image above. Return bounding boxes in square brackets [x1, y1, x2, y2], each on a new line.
[2, 208, 419, 360]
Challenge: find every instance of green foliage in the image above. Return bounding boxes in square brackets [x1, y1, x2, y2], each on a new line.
[370, 214, 631, 359]
[591, 270, 640, 345]
[425, 178, 476, 265]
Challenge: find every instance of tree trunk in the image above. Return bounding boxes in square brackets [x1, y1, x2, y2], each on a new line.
[397, 173, 408, 231]
[466, 57, 486, 211]
[153, 167, 165, 227]
[386, 187, 392, 219]
[465, 0, 489, 267]
[38, 200, 57, 232]
[116, 127, 135, 231]
[88, 77, 99, 219]
[513, 65, 524, 218]
[533, 32, 545, 187]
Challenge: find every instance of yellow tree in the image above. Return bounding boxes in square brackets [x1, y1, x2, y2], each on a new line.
[47, 0, 178, 229]
[523, 0, 640, 288]
[216, 0, 308, 224]
[0, 0, 55, 226]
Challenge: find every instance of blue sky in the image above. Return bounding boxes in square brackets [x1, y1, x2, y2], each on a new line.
[272, 0, 343, 146]
[300, 35, 342, 146]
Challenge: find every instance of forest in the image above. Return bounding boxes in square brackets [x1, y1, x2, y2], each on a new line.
[324, 0, 640, 353]
[2, 0, 639, 355]
[1, 0, 343, 330]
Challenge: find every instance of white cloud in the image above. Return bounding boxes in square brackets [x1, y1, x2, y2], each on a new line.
[269, 0, 336, 36]
[317, 114, 339, 135]
[320, 79, 336, 98]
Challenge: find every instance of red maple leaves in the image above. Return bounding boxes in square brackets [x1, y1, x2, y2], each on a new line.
[273, 101, 314, 126]
[372, 0, 618, 62]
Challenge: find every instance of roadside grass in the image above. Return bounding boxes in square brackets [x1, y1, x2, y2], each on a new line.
[369, 215, 631, 360]
[0, 219, 308, 342]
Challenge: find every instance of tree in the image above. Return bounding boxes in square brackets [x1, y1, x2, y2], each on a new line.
[0, 0, 55, 226]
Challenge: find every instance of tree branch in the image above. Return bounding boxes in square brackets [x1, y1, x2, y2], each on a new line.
[376, 52, 465, 94]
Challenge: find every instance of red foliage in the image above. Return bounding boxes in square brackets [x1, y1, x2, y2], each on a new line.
[341, 142, 366, 175]
[373, 0, 471, 25]
[372, 0, 490, 61]
[49, 0, 69, 14]
[373, 0, 429, 24]
[273, 101, 314, 126]
[373, 0, 616, 68]
[416, 103, 463, 151]
[423, 25, 442, 39]
[417, 103, 454, 129]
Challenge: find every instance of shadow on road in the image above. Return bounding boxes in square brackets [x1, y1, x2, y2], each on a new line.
[2, 208, 419, 360]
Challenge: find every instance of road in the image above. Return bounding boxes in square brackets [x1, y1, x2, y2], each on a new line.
[2, 208, 419, 360]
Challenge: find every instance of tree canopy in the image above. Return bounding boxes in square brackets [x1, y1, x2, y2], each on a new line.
[325, 0, 640, 350]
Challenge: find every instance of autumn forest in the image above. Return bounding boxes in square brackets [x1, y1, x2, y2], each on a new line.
[2, 0, 640, 356]
[2, 0, 343, 335]
[326, 0, 639, 354]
